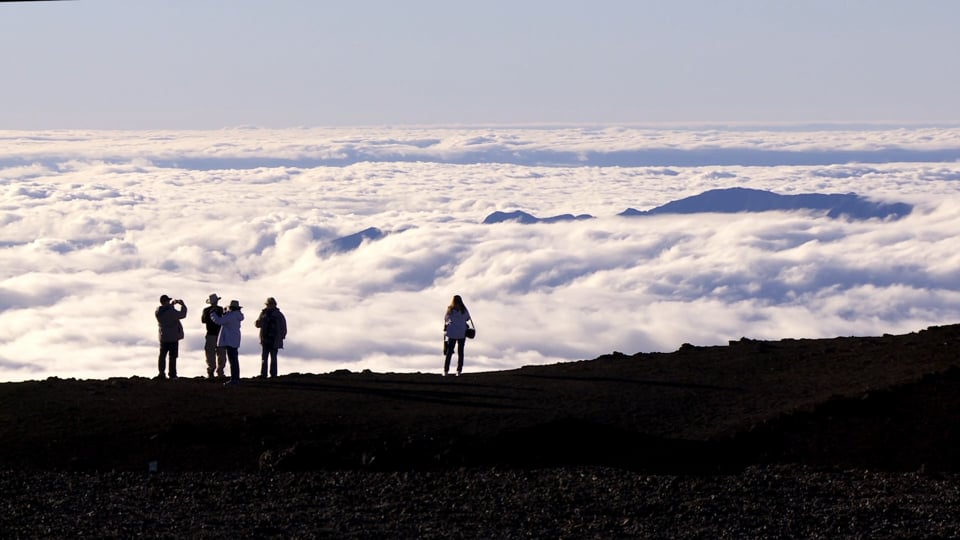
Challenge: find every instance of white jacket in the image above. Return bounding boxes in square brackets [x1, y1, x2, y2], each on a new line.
[444, 308, 472, 339]
[210, 309, 244, 348]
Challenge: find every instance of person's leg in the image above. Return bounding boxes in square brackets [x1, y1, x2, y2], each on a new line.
[443, 339, 452, 375]
[204, 335, 217, 378]
[269, 349, 278, 378]
[227, 347, 240, 382]
[158, 344, 168, 378]
[260, 346, 269, 378]
[216, 347, 227, 378]
[456, 338, 466, 375]
[168, 342, 179, 378]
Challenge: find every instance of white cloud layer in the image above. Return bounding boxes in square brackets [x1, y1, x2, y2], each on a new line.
[1, 126, 960, 381]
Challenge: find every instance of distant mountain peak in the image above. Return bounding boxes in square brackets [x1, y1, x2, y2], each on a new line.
[329, 227, 385, 252]
[620, 187, 912, 220]
[483, 210, 594, 224]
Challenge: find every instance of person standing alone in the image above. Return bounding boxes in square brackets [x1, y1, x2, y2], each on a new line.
[200, 293, 227, 379]
[156, 295, 187, 380]
[443, 294, 474, 377]
[255, 297, 287, 378]
[210, 299, 244, 385]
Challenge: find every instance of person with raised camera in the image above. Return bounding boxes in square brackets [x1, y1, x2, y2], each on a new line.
[155, 294, 188, 380]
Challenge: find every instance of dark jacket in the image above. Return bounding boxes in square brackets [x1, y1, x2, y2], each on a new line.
[156, 303, 187, 343]
[255, 307, 287, 350]
[201, 305, 225, 337]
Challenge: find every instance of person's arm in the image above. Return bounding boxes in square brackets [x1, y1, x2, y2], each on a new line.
[209, 311, 222, 325]
[177, 301, 188, 319]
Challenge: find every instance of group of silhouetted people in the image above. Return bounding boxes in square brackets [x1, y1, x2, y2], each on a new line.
[155, 293, 474, 383]
[155, 293, 287, 386]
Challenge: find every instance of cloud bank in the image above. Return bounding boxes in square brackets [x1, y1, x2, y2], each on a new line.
[1, 126, 959, 381]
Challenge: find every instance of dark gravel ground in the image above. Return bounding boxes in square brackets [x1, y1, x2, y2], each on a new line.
[3, 465, 960, 539]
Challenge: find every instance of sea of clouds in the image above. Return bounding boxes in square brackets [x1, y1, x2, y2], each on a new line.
[2, 126, 959, 382]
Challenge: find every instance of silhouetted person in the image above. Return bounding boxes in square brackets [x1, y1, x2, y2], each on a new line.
[255, 297, 287, 378]
[210, 299, 244, 386]
[200, 293, 227, 379]
[443, 294, 474, 377]
[155, 295, 187, 380]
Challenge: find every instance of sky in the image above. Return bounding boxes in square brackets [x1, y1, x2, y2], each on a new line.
[1, 1, 959, 129]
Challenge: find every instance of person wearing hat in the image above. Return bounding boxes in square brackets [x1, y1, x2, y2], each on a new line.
[200, 293, 227, 379]
[209, 299, 244, 385]
[255, 297, 287, 378]
[155, 294, 188, 380]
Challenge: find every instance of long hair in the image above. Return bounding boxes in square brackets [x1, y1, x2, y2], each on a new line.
[447, 294, 467, 314]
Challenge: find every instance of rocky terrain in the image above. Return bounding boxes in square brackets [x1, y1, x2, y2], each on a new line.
[2, 324, 960, 538]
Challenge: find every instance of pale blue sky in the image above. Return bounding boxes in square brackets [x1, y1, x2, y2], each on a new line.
[2, 0, 958, 129]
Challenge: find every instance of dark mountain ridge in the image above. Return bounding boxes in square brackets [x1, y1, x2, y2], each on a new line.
[619, 187, 912, 220]
[481, 187, 913, 226]
[482, 210, 594, 224]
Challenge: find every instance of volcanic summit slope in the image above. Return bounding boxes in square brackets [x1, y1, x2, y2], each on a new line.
[2, 324, 959, 473]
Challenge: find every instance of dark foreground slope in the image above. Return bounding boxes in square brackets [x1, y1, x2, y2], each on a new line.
[2, 324, 960, 473]
[3, 325, 960, 538]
